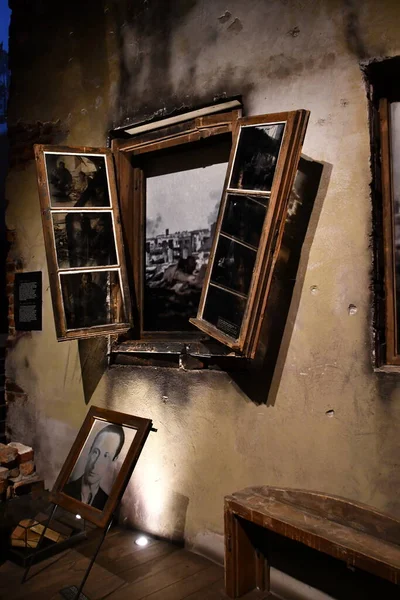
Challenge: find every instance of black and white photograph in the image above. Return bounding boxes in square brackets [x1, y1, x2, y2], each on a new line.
[220, 194, 268, 249]
[62, 419, 135, 512]
[230, 122, 285, 192]
[210, 235, 256, 297]
[45, 153, 111, 208]
[144, 162, 227, 331]
[203, 284, 247, 340]
[60, 270, 124, 330]
[53, 212, 118, 268]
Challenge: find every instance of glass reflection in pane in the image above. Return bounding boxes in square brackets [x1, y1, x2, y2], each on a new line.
[203, 285, 247, 340]
[221, 194, 267, 248]
[230, 123, 285, 192]
[61, 270, 125, 330]
[53, 212, 117, 269]
[211, 236, 256, 296]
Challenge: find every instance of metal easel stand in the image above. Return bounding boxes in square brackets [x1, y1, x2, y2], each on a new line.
[20, 500, 114, 600]
[21, 503, 58, 583]
[59, 517, 114, 600]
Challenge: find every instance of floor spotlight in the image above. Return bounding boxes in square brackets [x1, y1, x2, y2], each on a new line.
[135, 535, 149, 547]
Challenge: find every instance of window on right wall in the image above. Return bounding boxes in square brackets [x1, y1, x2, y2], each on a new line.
[379, 98, 400, 365]
[368, 56, 400, 367]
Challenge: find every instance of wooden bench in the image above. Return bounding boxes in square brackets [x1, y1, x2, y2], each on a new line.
[224, 486, 400, 598]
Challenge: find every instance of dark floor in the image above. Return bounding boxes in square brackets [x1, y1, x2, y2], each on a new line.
[0, 527, 274, 600]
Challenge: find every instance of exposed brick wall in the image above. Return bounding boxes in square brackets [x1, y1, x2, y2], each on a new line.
[0, 346, 5, 444]
[6, 229, 18, 338]
[3, 228, 28, 443]
[5, 378, 27, 403]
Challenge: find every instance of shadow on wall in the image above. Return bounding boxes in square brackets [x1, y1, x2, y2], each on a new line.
[229, 155, 332, 406]
[78, 337, 108, 404]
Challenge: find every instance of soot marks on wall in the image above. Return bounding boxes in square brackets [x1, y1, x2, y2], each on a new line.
[343, 0, 386, 60]
[8, 0, 109, 125]
[343, 0, 368, 59]
[78, 337, 108, 404]
[111, 0, 197, 124]
[110, 0, 253, 127]
[105, 363, 195, 410]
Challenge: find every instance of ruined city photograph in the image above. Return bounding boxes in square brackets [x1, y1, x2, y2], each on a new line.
[144, 163, 227, 331]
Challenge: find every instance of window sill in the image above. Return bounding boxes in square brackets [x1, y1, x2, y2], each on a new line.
[110, 339, 248, 370]
[374, 364, 400, 374]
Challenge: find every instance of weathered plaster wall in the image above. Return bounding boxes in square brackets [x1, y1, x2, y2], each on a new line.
[5, 0, 400, 559]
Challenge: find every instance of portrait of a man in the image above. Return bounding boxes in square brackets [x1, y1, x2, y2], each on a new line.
[63, 423, 125, 511]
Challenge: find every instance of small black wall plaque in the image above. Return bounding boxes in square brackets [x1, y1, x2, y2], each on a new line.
[15, 271, 42, 331]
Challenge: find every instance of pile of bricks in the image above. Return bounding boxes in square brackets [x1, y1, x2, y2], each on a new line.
[0, 442, 44, 500]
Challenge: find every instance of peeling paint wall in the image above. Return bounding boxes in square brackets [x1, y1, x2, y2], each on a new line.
[6, 0, 400, 560]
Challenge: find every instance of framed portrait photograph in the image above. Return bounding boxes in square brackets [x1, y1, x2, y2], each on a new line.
[34, 145, 132, 340]
[51, 406, 153, 528]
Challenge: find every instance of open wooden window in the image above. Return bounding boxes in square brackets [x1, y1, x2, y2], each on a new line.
[191, 110, 309, 357]
[35, 146, 132, 340]
[35, 106, 309, 359]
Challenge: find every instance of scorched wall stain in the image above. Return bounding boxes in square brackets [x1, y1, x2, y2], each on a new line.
[5, 0, 400, 559]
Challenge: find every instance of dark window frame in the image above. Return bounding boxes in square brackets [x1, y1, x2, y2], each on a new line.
[365, 57, 400, 369]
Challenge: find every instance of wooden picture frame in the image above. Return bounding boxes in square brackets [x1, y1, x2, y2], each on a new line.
[34, 145, 133, 341]
[50, 406, 153, 529]
[190, 110, 310, 358]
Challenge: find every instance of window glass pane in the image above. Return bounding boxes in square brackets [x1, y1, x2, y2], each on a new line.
[221, 194, 268, 247]
[230, 122, 285, 192]
[390, 102, 400, 352]
[210, 236, 256, 296]
[53, 212, 117, 269]
[203, 285, 247, 339]
[60, 270, 124, 330]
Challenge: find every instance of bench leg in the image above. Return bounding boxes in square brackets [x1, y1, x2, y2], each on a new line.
[225, 508, 270, 598]
[256, 545, 270, 592]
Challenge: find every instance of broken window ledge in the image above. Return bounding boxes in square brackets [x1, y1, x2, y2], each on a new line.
[110, 339, 248, 370]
